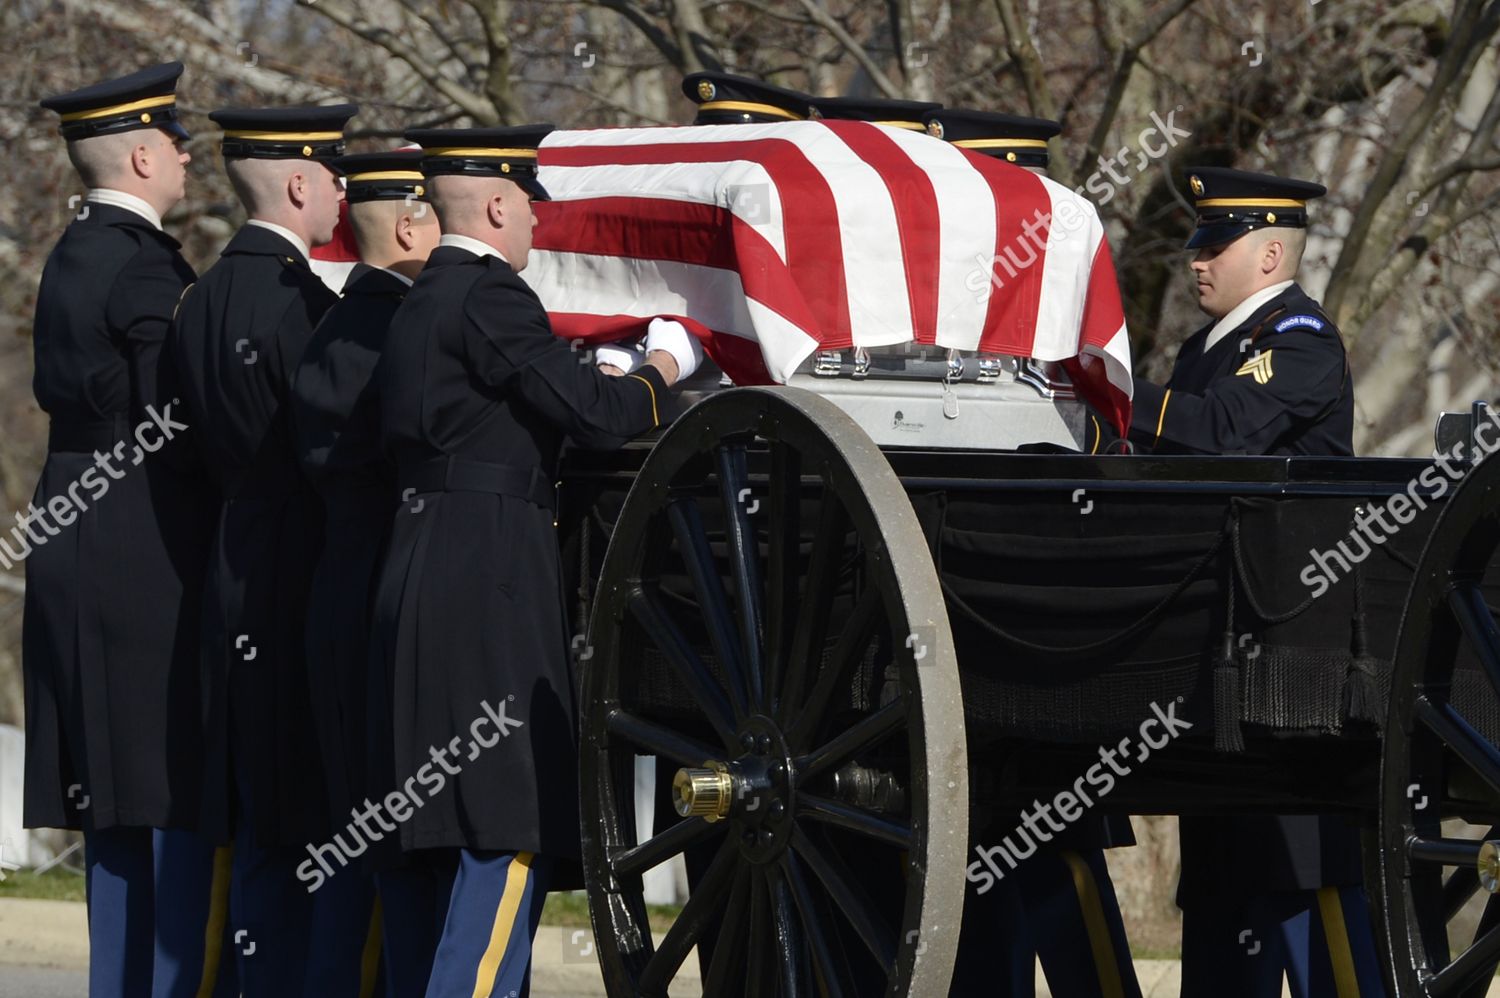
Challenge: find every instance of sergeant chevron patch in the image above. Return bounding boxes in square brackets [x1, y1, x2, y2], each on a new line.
[1236, 350, 1274, 384]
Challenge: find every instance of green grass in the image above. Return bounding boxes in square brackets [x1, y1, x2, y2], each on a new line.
[542, 889, 680, 933]
[0, 867, 86, 903]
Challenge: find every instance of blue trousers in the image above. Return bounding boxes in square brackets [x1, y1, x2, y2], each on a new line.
[84, 825, 237, 998]
[230, 752, 314, 996]
[953, 847, 1140, 997]
[303, 865, 384, 998]
[1180, 886, 1386, 997]
[423, 850, 551, 998]
[375, 850, 459, 997]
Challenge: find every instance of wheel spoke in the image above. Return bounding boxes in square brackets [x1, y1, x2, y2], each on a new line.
[791, 825, 897, 975]
[1429, 921, 1500, 997]
[1450, 582, 1500, 697]
[627, 587, 738, 749]
[702, 863, 752, 996]
[717, 443, 767, 712]
[637, 835, 740, 993]
[667, 497, 753, 722]
[605, 708, 719, 768]
[797, 793, 912, 849]
[788, 584, 881, 749]
[611, 814, 721, 880]
[779, 493, 849, 722]
[765, 439, 803, 720]
[745, 869, 771, 998]
[797, 700, 907, 783]
[782, 849, 849, 998]
[1414, 696, 1500, 799]
[767, 863, 804, 998]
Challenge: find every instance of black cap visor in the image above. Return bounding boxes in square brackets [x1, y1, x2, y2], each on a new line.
[1185, 220, 1256, 250]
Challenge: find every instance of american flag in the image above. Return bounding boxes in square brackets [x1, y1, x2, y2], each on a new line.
[524, 121, 1133, 434]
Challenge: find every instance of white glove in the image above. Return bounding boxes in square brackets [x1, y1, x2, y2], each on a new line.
[594, 341, 644, 374]
[644, 318, 703, 380]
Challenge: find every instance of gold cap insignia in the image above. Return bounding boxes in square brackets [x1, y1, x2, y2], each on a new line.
[302, 145, 313, 157]
[141, 112, 152, 123]
[1006, 151, 1017, 162]
[1266, 211, 1277, 224]
[414, 184, 425, 196]
[1189, 175, 1205, 197]
[501, 162, 511, 173]
[697, 80, 716, 102]
[926, 120, 944, 139]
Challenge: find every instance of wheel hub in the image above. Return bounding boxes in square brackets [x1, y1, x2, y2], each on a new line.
[672, 714, 795, 862]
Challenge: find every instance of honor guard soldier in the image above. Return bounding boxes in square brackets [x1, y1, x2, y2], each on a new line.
[1130, 169, 1380, 996]
[170, 101, 358, 996]
[928, 105, 1142, 998]
[683, 71, 812, 123]
[367, 125, 698, 998]
[808, 95, 941, 129]
[289, 149, 438, 997]
[28, 63, 234, 998]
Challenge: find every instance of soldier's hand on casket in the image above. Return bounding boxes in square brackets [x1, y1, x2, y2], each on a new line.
[594, 341, 645, 376]
[644, 318, 703, 384]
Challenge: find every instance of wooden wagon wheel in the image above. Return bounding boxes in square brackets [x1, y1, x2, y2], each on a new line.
[578, 386, 968, 997]
[1381, 450, 1500, 996]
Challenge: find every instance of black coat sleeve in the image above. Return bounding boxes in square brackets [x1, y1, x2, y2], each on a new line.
[1129, 329, 1346, 455]
[460, 268, 677, 449]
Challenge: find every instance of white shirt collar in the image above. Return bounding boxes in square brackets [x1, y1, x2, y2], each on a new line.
[376, 265, 414, 287]
[439, 233, 510, 266]
[1203, 280, 1295, 353]
[246, 219, 311, 264]
[85, 189, 162, 231]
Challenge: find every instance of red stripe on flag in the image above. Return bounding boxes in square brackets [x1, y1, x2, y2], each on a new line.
[965, 152, 1051, 355]
[541, 140, 852, 346]
[819, 121, 941, 345]
[533, 196, 822, 355]
[1064, 237, 1131, 435]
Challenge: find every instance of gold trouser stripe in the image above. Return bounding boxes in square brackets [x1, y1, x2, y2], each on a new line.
[1195, 198, 1306, 208]
[61, 94, 176, 122]
[697, 100, 802, 121]
[359, 895, 384, 998]
[471, 851, 534, 998]
[1154, 388, 1172, 447]
[1089, 414, 1102, 454]
[222, 130, 344, 141]
[1315, 887, 1362, 998]
[627, 374, 660, 426]
[424, 147, 539, 158]
[194, 845, 233, 998]
[1059, 850, 1127, 998]
[954, 138, 1050, 149]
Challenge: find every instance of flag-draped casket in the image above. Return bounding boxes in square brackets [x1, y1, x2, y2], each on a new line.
[522, 121, 1134, 433]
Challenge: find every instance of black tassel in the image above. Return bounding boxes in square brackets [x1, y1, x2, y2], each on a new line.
[1343, 655, 1383, 725]
[1214, 630, 1245, 752]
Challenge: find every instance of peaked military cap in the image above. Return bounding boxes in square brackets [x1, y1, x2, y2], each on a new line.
[809, 96, 942, 130]
[683, 72, 811, 124]
[404, 125, 554, 201]
[333, 149, 428, 204]
[211, 104, 358, 164]
[1184, 166, 1326, 249]
[40, 62, 190, 142]
[923, 109, 1061, 167]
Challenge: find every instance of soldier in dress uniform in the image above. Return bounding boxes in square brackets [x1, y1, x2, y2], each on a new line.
[683, 71, 812, 123]
[368, 126, 699, 998]
[27, 62, 234, 998]
[289, 149, 438, 998]
[1129, 168, 1381, 996]
[169, 102, 358, 995]
[928, 106, 1143, 998]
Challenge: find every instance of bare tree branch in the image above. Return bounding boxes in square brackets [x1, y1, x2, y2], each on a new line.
[794, 0, 903, 99]
[991, 0, 1067, 184]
